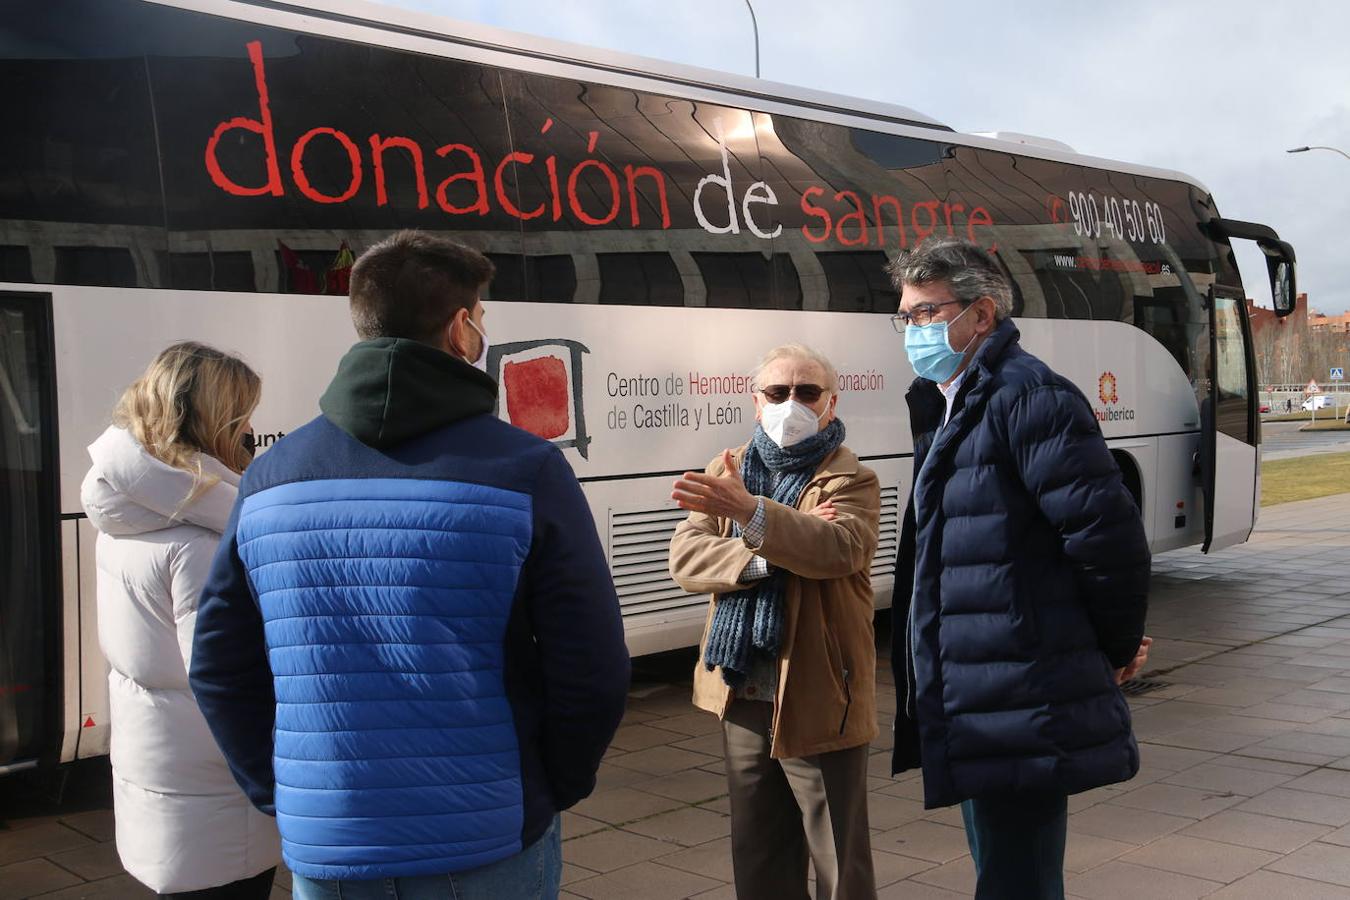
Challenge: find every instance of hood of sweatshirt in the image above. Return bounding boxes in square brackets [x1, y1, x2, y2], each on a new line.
[318, 338, 498, 449]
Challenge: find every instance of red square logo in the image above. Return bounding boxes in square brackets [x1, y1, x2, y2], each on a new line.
[503, 355, 570, 439]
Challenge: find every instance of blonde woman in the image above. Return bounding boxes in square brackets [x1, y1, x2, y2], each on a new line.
[81, 342, 279, 899]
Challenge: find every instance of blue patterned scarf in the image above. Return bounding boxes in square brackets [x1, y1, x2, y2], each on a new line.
[703, 418, 846, 686]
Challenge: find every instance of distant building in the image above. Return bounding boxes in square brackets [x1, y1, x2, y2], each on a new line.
[1309, 309, 1350, 335]
[1246, 292, 1308, 338]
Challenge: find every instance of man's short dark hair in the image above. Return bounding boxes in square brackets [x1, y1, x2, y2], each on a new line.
[349, 231, 494, 343]
[884, 237, 1013, 320]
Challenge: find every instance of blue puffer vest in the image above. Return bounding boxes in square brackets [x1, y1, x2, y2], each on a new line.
[191, 339, 629, 880]
[236, 473, 532, 875]
[891, 319, 1150, 808]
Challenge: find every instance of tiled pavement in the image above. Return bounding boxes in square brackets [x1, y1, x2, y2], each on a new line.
[5, 493, 1350, 898]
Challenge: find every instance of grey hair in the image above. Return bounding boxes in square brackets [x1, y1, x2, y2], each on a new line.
[884, 236, 1014, 320]
[749, 343, 839, 394]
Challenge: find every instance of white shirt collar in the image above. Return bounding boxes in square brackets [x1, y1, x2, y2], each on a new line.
[939, 367, 970, 426]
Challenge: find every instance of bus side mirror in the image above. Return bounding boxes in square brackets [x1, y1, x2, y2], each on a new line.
[1264, 244, 1296, 317]
[1271, 261, 1294, 316]
[1204, 218, 1297, 318]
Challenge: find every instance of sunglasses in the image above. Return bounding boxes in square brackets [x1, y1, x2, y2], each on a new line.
[760, 384, 827, 404]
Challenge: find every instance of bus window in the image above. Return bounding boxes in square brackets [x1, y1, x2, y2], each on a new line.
[485, 254, 576, 303]
[818, 251, 893, 313]
[693, 252, 801, 310]
[273, 247, 340, 296]
[1136, 290, 1203, 380]
[755, 114, 951, 280]
[525, 256, 577, 304]
[54, 248, 137, 288]
[143, 10, 521, 291]
[0, 293, 58, 769]
[1, 36, 163, 260]
[0, 248, 34, 284]
[160, 251, 256, 292]
[499, 70, 771, 304]
[598, 253, 684, 306]
[1016, 247, 1135, 321]
[850, 129, 945, 171]
[1213, 293, 1252, 444]
[485, 255, 524, 302]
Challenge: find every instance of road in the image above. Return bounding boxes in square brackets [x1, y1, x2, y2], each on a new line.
[1260, 420, 1350, 460]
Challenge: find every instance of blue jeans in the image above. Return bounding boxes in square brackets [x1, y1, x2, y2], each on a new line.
[961, 792, 1067, 900]
[290, 816, 561, 900]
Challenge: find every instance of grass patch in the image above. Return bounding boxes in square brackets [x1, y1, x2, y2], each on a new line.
[1262, 450, 1350, 506]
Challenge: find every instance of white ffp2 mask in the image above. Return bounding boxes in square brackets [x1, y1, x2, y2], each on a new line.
[462, 317, 489, 372]
[760, 399, 825, 448]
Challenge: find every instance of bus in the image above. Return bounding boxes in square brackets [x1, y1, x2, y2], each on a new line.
[0, 0, 1296, 774]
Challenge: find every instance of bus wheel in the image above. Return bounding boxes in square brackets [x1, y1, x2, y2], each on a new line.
[1112, 450, 1143, 514]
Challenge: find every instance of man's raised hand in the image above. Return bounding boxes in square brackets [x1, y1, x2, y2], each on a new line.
[672, 449, 759, 527]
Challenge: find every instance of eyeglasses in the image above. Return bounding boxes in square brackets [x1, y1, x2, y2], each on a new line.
[891, 299, 969, 331]
[760, 384, 826, 404]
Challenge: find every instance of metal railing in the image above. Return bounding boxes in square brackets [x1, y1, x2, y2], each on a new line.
[1260, 383, 1349, 393]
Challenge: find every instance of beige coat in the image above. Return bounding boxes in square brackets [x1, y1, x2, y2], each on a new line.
[670, 444, 881, 759]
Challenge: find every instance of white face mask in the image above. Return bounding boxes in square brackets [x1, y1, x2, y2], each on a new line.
[760, 398, 827, 448]
[457, 316, 488, 372]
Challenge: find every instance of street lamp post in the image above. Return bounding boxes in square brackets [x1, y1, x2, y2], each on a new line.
[1287, 145, 1350, 162]
[1286, 145, 1349, 416]
[745, 0, 760, 78]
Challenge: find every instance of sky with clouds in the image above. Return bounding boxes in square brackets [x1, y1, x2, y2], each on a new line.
[375, 0, 1348, 313]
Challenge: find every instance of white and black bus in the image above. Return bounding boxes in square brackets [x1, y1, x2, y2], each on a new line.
[0, 0, 1296, 773]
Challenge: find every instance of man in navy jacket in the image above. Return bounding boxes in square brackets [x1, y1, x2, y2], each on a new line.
[190, 231, 630, 899]
[888, 238, 1151, 899]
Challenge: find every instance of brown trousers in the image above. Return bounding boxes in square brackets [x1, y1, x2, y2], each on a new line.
[722, 700, 876, 900]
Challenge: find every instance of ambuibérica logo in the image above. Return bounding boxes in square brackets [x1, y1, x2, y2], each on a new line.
[1095, 371, 1136, 423]
[1098, 372, 1119, 405]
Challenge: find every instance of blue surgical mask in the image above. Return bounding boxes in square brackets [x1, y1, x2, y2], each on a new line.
[904, 303, 977, 383]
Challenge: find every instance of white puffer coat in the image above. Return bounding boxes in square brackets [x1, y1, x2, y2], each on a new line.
[81, 426, 280, 894]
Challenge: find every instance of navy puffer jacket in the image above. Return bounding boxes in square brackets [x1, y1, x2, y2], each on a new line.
[891, 318, 1150, 808]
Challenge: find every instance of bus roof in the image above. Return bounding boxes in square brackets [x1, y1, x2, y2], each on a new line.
[158, 0, 1211, 195]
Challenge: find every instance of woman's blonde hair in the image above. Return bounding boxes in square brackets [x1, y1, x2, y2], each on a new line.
[113, 342, 262, 491]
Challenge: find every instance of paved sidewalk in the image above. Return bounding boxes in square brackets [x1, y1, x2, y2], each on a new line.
[4, 493, 1350, 898]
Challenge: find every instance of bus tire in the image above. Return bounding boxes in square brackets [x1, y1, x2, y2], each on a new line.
[1111, 449, 1143, 515]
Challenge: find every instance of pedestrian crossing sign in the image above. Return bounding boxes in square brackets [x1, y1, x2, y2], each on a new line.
[1333, 367, 1345, 381]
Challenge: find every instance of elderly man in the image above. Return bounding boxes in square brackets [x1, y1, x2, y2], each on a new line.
[669, 343, 881, 900]
[888, 237, 1152, 899]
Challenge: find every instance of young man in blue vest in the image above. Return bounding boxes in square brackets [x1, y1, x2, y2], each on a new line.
[889, 237, 1152, 899]
[190, 230, 630, 900]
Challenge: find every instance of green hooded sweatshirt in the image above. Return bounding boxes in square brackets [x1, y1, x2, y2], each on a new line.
[319, 338, 498, 449]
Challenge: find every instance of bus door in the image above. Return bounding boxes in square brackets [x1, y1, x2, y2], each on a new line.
[1202, 284, 1259, 552]
[0, 292, 61, 772]
[1200, 219, 1296, 552]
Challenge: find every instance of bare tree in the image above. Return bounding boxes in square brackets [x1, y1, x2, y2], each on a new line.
[1253, 325, 1280, 386]
[1305, 329, 1349, 390]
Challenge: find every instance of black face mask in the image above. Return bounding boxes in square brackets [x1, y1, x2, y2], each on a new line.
[242, 432, 257, 460]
